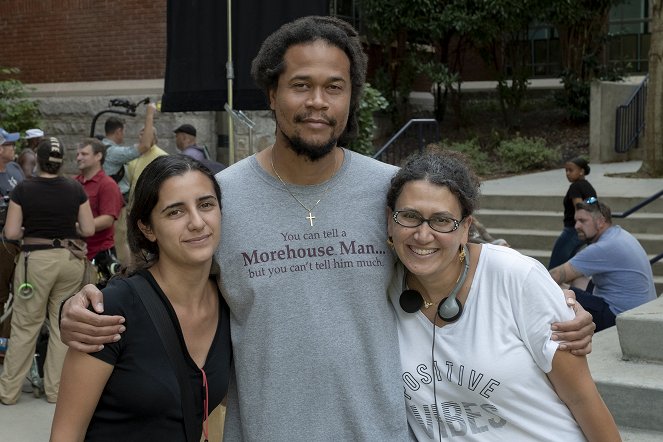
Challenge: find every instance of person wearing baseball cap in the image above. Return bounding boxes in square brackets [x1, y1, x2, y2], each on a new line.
[0, 128, 20, 146]
[24, 128, 44, 151]
[173, 123, 206, 161]
[0, 128, 24, 357]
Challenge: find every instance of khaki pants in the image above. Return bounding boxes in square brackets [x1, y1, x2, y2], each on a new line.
[114, 206, 131, 266]
[0, 248, 85, 404]
[204, 405, 226, 442]
[0, 240, 20, 338]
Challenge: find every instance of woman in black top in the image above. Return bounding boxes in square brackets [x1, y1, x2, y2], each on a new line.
[51, 156, 232, 441]
[0, 137, 94, 405]
[548, 157, 597, 269]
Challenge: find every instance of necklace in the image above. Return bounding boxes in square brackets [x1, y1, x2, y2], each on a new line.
[270, 147, 338, 227]
[400, 244, 469, 312]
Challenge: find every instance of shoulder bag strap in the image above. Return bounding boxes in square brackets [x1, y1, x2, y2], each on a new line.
[125, 275, 200, 442]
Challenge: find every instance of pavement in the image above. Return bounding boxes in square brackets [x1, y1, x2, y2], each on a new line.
[482, 160, 663, 198]
[1, 159, 662, 441]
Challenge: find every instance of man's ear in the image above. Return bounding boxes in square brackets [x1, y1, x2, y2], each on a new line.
[138, 220, 156, 242]
[268, 87, 277, 111]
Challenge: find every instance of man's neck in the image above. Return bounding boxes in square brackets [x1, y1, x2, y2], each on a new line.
[594, 224, 612, 242]
[261, 141, 340, 186]
[81, 166, 101, 181]
[105, 134, 122, 145]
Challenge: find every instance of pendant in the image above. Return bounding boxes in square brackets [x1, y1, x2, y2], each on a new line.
[423, 300, 434, 309]
[306, 211, 316, 227]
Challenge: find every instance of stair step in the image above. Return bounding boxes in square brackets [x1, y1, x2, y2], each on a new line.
[617, 296, 663, 363]
[481, 194, 663, 213]
[619, 426, 663, 441]
[490, 228, 663, 255]
[587, 326, 663, 432]
[477, 208, 663, 234]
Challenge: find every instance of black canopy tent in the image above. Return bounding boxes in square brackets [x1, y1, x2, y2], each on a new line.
[161, 0, 329, 112]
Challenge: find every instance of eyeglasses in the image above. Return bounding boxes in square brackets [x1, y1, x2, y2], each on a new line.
[392, 210, 463, 233]
[585, 197, 598, 204]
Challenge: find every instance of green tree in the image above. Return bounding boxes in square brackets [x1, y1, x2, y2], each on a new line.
[456, 0, 551, 130]
[547, 0, 624, 121]
[348, 84, 389, 155]
[361, 0, 544, 129]
[361, 0, 462, 122]
[0, 67, 41, 136]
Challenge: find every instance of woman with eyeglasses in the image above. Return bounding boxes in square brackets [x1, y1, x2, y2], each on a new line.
[386, 150, 619, 441]
[548, 157, 597, 269]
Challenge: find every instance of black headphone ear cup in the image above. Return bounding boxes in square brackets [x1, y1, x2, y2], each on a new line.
[399, 289, 423, 313]
[437, 296, 463, 322]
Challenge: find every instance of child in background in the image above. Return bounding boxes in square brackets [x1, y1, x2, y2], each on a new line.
[548, 157, 597, 269]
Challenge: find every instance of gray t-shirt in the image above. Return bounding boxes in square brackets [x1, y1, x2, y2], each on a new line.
[216, 149, 409, 441]
[570, 225, 656, 314]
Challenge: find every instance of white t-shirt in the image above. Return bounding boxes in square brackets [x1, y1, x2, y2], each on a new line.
[389, 244, 586, 441]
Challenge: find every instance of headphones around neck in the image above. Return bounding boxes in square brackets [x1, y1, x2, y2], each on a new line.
[399, 244, 470, 322]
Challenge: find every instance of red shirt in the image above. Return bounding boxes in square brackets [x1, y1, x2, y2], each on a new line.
[75, 169, 123, 259]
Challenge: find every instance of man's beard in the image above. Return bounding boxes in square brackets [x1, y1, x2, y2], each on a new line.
[283, 132, 337, 161]
[577, 230, 596, 244]
[277, 112, 340, 161]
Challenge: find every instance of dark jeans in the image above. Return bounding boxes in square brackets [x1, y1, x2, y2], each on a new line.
[548, 226, 584, 269]
[0, 239, 20, 338]
[570, 286, 616, 332]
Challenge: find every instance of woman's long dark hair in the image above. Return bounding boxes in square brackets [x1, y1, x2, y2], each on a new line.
[127, 155, 221, 272]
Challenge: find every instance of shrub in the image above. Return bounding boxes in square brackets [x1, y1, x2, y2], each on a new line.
[0, 67, 41, 135]
[348, 83, 389, 156]
[497, 136, 557, 173]
[440, 138, 494, 176]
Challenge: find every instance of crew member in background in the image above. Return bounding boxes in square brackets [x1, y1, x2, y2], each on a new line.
[0, 128, 24, 360]
[101, 104, 154, 265]
[75, 138, 123, 285]
[174, 124, 206, 161]
[24, 128, 44, 151]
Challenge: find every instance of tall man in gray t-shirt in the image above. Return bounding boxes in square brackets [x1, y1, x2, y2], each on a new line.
[59, 16, 596, 441]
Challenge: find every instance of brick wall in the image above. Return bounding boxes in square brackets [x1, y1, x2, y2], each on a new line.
[0, 0, 166, 83]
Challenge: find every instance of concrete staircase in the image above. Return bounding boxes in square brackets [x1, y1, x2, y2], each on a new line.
[478, 193, 663, 439]
[476, 194, 663, 294]
[588, 297, 663, 440]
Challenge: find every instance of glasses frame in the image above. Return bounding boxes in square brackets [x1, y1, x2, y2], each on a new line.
[392, 210, 463, 233]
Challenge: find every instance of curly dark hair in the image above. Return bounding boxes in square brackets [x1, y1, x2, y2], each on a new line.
[387, 149, 481, 219]
[127, 155, 221, 272]
[250, 15, 367, 146]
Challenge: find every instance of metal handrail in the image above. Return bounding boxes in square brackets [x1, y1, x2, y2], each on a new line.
[614, 75, 648, 153]
[612, 189, 663, 219]
[612, 189, 663, 265]
[372, 119, 439, 165]
[224, 103, 256, 156]
[650, 252, 663, 265]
